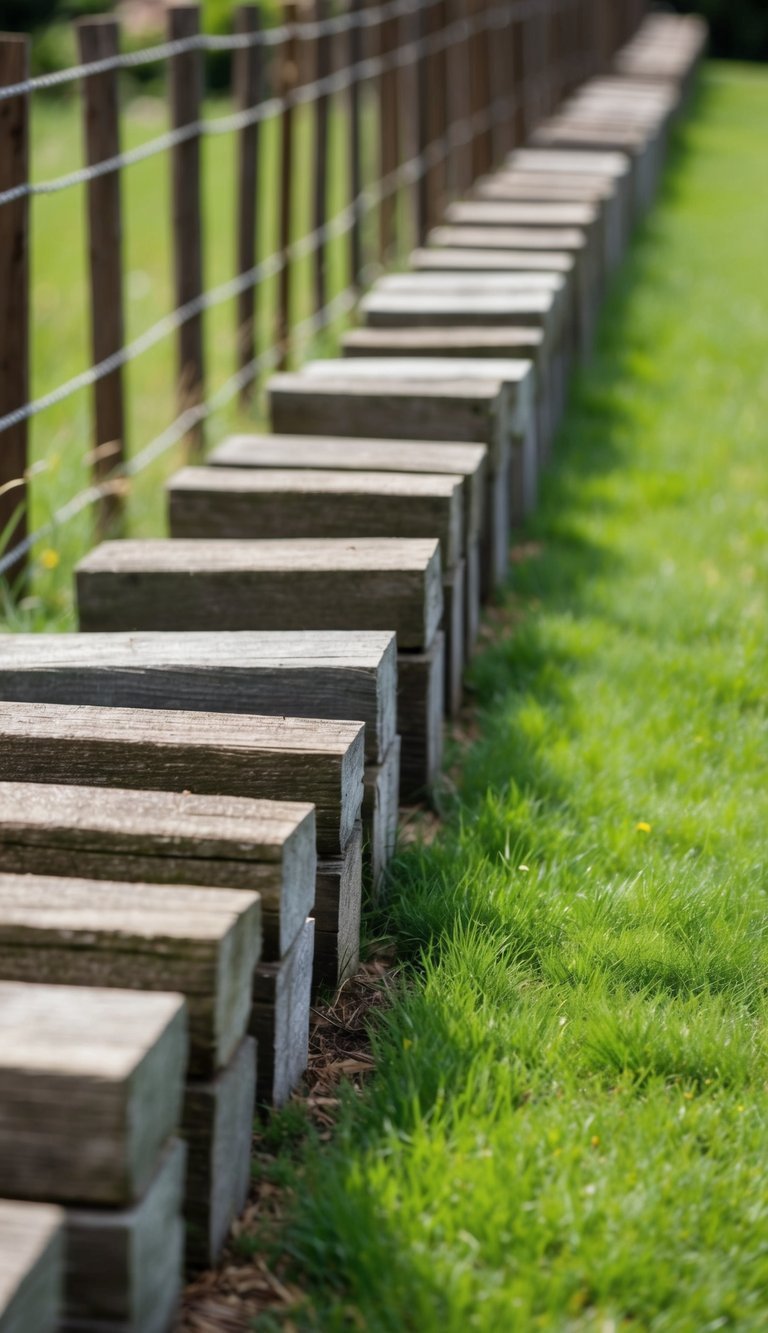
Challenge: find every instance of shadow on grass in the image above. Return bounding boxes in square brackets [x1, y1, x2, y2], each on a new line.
[269, 76, 734, 1329]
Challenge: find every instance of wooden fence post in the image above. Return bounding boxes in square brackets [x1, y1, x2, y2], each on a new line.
[348, 0, 363, 291]
[234, 5, 262, 407]
[0, 35, 29, 588]
[378, 0, 399, 263]
[313, 0, 331, 317]
[445, 0, 471, 194]
[423, 0, 445, 227]
[77, 17, 126, 538]
[168, 3, 205, 456]
[277, 3, 297, 368]
[415, 0, 430, 242]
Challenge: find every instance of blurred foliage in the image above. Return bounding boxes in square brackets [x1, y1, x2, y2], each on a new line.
[668, 2, 768, 61]
[3, 1, 284, 87]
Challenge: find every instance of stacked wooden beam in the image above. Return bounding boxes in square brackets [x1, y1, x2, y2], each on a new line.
[0, 630, 398, 890]
[0, 11, 706, 1318]
[0, 982, 188, 1329]
[76, 539, 442, 801]
[0, 1201, 63, 1333]
[0, 780, 317, 1259]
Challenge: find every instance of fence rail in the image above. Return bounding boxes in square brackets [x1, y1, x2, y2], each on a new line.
[0, 0, 644, 589]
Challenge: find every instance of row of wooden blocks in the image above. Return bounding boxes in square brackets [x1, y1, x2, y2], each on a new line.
[0, 13, 705, 1331]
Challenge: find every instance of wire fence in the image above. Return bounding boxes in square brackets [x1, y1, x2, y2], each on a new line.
[0, 0, 643, 595]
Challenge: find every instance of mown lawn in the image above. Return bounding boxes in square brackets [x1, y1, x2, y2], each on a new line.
[246, 63, 768, 1331]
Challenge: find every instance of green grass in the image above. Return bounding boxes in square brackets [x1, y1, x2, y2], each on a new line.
[247, 63, 768, 1331]
[1, 80, 390, 630]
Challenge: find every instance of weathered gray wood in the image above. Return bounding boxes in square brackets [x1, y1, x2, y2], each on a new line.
[301, 356, 538, 547]
[0, 982, 187, 1206]
[77, 538, 443, 654]
[361, 288, 560, 333]
[443, 559, 465, 718]
[208, 435, 488, 554]
[445, 198, 599, 229]
[0, 873, 261, 1079]
[0, 629, 396, 766]
[0, 700, 363, 859]
[507, 148, 631, 177]
[313, 822, 363, 989]
[340, 327, 555, 495]
[268, 371, 506, 461]
[374, 271, 566, 294]
[168, 466, 465, 569]
[398, 635, 444, 800]
[0, 781, 314, 964]
[344, 322, 547, 361]
[183, 1036, 255, 1268]
[429, 222, 587, 254]
[362, 735, 400, 892]
[65, 1138, 184, 1333]
[251, 917, 314, 1106]
[412, 246, 574, 279]
[0, 1200, 63, 1333]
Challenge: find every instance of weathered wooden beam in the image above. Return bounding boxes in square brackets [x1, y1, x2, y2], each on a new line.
[167, 467, 466, 716]
[0, 781, 314, 963]
[208, 437, 487, 661]
[0, 629, 396, 768]
[363, 736, 401, 892]
[76, 538, 443, 654]
[0, 873, 261, 1080]
[344, 321, 547, 358]
[340, 325, 556, 469]
[361, 286, 560, 333]
[251, 917, 314, 1107]
[266, 375, 508, 592]
[183, 1036, 255, 1268]
[0, 701, 362, 859]
[0, 1200, 63, 1333]
[0, 982, 187, 1206]
[300, 356, 538, 538]
[169, 466, 465, 569]
[313, 822, 363, 989]
[398, 635, 444, 799]
[411, 245, 574, 277]
[65, 1138, 184, 1333]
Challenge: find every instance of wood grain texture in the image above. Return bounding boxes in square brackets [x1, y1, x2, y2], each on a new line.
[168, 466, 465, 568]
[0, 781, 314, 964]
[0, 1200, 62, 1333]
[0, 982, 187, 1205]
[398, 636, 444, 799]
[0, 700, 363, 857]
[313, 822, 363, 989]
[76, 538, 443, 654]
[209, 436, 488, 550]
[0, 873, 261, 1079]
[65, 1138, 184, 1333]
[362, 736, 400, 892]
[268, 372, 506, 458]
[251, 917, 314, 1106]
[183, 1037, 255, 1268]
[0, 629, 396, 765]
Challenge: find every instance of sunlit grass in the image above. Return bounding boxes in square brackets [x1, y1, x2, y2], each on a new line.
[248, 63, 768, 1331]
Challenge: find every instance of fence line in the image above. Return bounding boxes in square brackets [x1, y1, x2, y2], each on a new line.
[0, 0, 643, 590]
